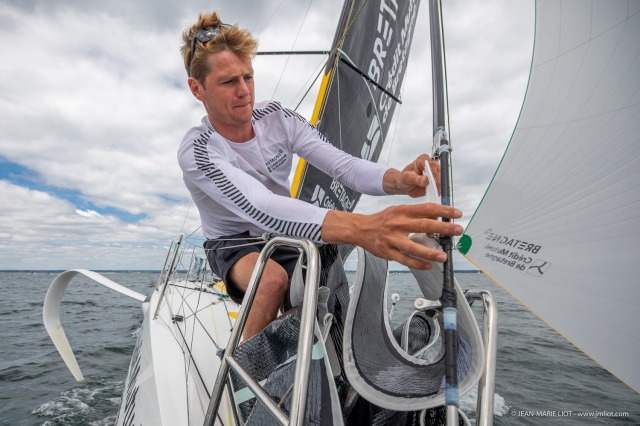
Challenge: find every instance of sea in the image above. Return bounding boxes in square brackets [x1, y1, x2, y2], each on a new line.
[1, 270, 638, 425]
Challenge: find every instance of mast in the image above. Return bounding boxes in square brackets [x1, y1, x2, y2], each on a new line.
[428, 0, 458, 424]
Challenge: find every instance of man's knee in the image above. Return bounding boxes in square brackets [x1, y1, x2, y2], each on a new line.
[229, 253, 289, 298]
[259, 263, 289, 297]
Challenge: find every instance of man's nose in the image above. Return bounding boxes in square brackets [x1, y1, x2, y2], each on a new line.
[237, 79, 250, 96]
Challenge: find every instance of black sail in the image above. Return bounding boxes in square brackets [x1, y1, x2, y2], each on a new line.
[291, 0, 420, 212]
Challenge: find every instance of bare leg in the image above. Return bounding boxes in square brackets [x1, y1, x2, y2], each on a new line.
[228, 252, 289, 340]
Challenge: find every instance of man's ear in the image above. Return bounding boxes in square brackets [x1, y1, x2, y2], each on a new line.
[188, 77, 204, 101]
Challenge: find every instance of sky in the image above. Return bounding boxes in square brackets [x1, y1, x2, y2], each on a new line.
[0, 0, 534, 271]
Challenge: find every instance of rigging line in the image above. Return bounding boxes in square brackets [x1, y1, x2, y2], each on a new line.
[176, 287, 223, 351]
[336, 51, 402, 103]
[336, 0, 402, 103]
[290, 0, 387, 114]
[252, 0, 287, 39]
[258, 50, 331, 55]
[270, 0, 316, 100]
[171, 310, 212, 400]
[173, 253, 218, 330]
[169, 282, 221, 296]
[172, 256, 226, 350]
[293, 58, 329, 112]
[181, 298, 227, 322]
[294, 0, 368, 113]
[158, 279, 225, 402]
[180, 200, 194, 235]
[304, 0, 368, 121]
[153, 307, 208, 423]
[373, 67, 407, 214]
[183, 279, 215, 406]
[336, 0, 370, 49]
[291, 46, 344, 115]
[216, 241, 267, 251]
[221, 295, 236, 329]
[184, 226, 202, 241]
[208, 236, 264, 242]
[158, 263, 221, 354]
[386, 34, 414, 163]
[290, 54, 331, 111]
[385, 82, 404, 166]
[185, 258, 210, 356]
[339, 48, 387, 159]
[155, 294, 200, 353]
[336, 50, 343, 150]
[332, 47, 388, 216]
[299, 3, 391, 121]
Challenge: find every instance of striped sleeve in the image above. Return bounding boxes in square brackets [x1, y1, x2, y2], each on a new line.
[179, 129, 329, 243]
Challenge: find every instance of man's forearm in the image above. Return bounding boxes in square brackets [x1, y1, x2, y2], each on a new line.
[320, 210, 366, 245]
[382, 168, 403, 195]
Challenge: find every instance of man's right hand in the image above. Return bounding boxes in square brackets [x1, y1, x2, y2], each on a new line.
[320, 203, 463, 270]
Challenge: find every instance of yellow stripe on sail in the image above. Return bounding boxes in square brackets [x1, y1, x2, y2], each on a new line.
[290, 159, 308, 199]
[290, 68, 333, 198]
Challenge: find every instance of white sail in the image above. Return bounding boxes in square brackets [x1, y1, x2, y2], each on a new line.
[460, 0, 640, 393]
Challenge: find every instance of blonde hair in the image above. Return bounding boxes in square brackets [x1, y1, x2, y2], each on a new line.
[180, 11, 258, 83]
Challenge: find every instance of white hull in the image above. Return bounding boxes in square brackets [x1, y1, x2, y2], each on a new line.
[115, 279, 240, 426]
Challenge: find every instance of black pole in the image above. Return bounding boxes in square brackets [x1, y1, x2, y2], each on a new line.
[428, 0, 459, 423]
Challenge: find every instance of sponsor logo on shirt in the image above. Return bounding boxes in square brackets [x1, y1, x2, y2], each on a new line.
[266, 149, 287, 173]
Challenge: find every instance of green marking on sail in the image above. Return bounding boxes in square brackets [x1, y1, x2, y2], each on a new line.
[457, 234, 472, 255]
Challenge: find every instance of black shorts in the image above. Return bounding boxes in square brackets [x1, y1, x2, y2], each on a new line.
[204, 231, 301, 304]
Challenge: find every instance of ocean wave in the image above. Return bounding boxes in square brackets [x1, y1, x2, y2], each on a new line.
[32, 378, 124, 425]
[460, 386, 510, 419]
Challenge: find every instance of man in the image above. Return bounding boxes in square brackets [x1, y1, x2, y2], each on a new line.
[178, 12, 463, 339]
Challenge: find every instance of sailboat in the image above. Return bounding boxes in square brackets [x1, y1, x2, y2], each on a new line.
[41, 0, 639, 425]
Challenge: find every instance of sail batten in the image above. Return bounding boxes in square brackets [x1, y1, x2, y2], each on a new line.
[462, 0, 640, 393]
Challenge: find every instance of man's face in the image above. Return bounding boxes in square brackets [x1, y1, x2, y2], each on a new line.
[190, 49, 255, 140]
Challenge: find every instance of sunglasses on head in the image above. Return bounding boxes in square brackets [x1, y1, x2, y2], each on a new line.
[188, 24, 231, 77]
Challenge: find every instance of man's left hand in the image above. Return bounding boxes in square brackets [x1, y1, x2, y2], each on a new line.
[383, 153, 440, 197]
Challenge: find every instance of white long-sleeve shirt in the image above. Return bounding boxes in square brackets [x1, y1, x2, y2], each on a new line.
[178, 101, 389, 243]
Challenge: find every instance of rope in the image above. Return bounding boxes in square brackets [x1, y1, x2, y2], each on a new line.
[215, 240, 267, 251]
[271, 0, 316, 100]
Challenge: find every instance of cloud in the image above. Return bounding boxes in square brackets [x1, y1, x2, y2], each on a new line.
[0, 0, 534, 270]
